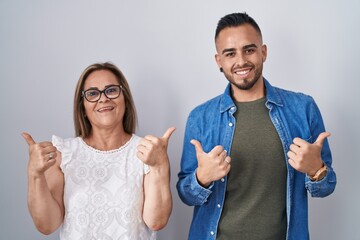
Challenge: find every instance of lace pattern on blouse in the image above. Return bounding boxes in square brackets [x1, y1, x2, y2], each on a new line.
[52, 135, 156, 240]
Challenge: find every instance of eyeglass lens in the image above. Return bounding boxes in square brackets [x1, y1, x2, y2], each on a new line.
[84, 85, 121, 102]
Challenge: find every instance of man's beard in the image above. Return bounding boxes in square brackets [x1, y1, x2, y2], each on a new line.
[223, 63, 263, 90]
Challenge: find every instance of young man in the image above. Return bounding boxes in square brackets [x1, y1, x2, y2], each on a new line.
[177, 12, 336, 240]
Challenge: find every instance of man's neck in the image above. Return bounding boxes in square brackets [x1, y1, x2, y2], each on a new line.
[231, 79, 265, 102]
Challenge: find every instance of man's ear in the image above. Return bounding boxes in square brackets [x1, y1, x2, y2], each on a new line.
[215, 53, 222, 71]
[262, 44, 267, 63]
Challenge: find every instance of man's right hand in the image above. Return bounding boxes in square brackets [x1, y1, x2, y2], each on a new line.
[191, 139, 231, 187]
[22, 132, 58, 177]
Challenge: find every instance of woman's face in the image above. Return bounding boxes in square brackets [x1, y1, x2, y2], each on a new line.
[82, 70, 125, 133]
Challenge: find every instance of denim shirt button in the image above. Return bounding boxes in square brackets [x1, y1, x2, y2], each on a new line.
[217, 204, 221, 208]
[221, 178, 224, 182]
[228, 122, 233, 127]
[210, 231, 214, 235]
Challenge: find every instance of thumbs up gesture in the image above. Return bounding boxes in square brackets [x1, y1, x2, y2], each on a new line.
[287, 132, 330, 176]
[22, 132, 58, 177]
[191, 139, 231, 187]
[137, 127, 176, 167]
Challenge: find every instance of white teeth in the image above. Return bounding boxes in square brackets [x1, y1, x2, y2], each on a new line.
[235, 70, 250, 75]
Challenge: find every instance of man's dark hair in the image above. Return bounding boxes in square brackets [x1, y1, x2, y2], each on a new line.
[215, 12, 262, 40]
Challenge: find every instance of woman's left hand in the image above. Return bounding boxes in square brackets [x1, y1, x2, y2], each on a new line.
[137, 127, 175, 167]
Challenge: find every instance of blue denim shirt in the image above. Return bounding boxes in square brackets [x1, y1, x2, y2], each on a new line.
[176, 79, 336, 240]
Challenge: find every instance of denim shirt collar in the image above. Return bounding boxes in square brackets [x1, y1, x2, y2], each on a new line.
[219, 78, 284, 113]
[219, 84, 235, 113]
[264, 78, 284, 108]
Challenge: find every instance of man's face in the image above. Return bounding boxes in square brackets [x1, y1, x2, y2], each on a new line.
[215, 24, 267, 91]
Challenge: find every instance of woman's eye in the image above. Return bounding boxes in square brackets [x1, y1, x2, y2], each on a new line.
[105, 86, 120, 95]
[106, 87, 117, 93]
[87, 91, 99, 97]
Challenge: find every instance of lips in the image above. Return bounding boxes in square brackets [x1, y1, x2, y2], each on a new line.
[233, 67, 252, 78]
[234, 69, 251, 76]
[97, 106, 114, 112]
[233, 63, 254, 77]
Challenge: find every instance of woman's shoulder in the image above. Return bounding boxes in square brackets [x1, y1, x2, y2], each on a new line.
[52, 135, 80, 150]
[127, 134, 142, 146]
[52, 135, 81, 168]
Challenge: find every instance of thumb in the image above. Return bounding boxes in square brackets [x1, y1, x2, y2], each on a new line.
[162, 127, 176, 141]
[21, 132, 36, 146]
[190, 139, 205, 155]
[314, 132, 331, 146]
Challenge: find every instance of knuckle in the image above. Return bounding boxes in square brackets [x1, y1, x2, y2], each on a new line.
[215, 145, 224, 152]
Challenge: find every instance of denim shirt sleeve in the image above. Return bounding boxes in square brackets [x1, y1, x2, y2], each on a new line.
[178, 171, 214, 206]
[304, 98, 337, 197]
[177, 112, 214, 206]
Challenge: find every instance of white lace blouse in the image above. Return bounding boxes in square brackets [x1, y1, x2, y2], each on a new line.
[52, 134, 156, 240]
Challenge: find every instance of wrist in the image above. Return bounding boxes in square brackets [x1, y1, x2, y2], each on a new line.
[195, 169, 211, 188]
[150, 157, 170, 169]
[307, 160, 324, 176]
[308, 161, 328, 181]
[28, 169, 46, 179]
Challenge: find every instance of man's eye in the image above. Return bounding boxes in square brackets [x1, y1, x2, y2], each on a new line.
[245, 49, 255, 55]
[225, 52, 235, 57]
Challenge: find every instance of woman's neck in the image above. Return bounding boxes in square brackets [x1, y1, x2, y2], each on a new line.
[84, 129, 132, 151]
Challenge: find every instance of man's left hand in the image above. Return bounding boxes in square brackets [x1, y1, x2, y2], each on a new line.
[287, 132, 330, 176]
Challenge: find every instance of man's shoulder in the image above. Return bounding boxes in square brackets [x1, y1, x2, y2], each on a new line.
[270, 84, 315, 103]
[190, 94, 223, 115]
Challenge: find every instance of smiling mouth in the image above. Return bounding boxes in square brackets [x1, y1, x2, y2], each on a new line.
[234, 68, 252, 77]
[97, 106, 114, 112]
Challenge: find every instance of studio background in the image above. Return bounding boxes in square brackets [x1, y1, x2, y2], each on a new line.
[1, 1, 359, 239]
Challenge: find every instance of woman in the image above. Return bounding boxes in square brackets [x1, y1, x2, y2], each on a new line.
[22, 62, 174, 239]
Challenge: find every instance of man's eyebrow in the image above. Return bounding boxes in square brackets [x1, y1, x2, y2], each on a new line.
[222, 48, 236, 55]
[221, 44, 258, 55]
[243, 44, 258, 50]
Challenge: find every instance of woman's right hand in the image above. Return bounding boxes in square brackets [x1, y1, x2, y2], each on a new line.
[23, 132, 65, 234]
[22, 132, 58, 177]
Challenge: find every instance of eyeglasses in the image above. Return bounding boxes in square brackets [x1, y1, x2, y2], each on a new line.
[82, 85, 122, 102]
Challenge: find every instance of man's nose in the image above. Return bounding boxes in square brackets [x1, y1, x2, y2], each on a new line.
[235, 53, 248, 66]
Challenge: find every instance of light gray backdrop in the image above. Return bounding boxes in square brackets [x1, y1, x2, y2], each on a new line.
[1, 0, 359, 239]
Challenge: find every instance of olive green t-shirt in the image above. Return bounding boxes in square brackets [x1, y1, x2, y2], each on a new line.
[217, 97, 287, 240]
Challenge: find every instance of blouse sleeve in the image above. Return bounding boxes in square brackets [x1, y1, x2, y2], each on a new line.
[52, 135, 73, 168]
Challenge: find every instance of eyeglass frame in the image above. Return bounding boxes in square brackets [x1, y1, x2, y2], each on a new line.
[81, 84, 123, 103]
